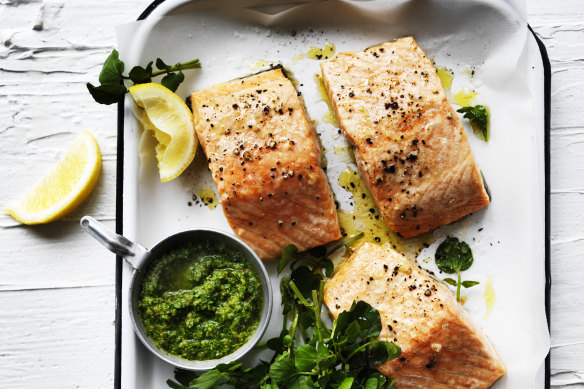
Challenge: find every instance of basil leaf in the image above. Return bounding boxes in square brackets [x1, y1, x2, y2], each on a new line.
[435, 236, 474, 274]
[462, 280, 480, 288]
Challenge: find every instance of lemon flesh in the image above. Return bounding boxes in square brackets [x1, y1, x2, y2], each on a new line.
[129, 83, 197, 182]
[4, 130, 101, 225]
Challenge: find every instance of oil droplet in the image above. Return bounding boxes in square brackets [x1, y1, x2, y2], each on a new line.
[198, 187, 218, 210]
[306, 42, 336, 60]
[436, 67, 454, 91]
[314, 74, 338, 126]
[484, 275, 496, 319]
[453, 87, 478, 107]
[249, 59, 274, 71]
[333, 144, 355, 165]
[291, 53, 305, 65]
[337, 167, 433, 259]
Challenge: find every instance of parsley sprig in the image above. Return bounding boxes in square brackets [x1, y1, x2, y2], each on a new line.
[457, 105, 489, 141]
[87, 49, 201, 105]
[167, 233, 400, 389]
[435, 236, 480, 302]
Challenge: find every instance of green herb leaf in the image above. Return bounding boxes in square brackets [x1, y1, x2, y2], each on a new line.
[289, 375, 316, 389]
[435, 237, 476, 302]
[189, 369, 228, 389]
[269, 354, 298, 383]
[322, 258, 334, 277]
[161, 71, 185, 92]
[128, 61, 153, 84]
[98, 49, 125, 85]
[166, 380, 187, 389]
[462, 280, 480, 288]
[435, 236, 474, 274]
[156, 58, 170, 70]
[278, 244, 298, 274]
[334, 301, 381, 342]
[86, 82, 128, 105]
[291, 266, 322, 299]
[294, 344, 318, 371]
[457, 105, 489, 141]
[339, 377, 355, 389]
[88, 49, 201, 105]
[173, 369, 197, 387]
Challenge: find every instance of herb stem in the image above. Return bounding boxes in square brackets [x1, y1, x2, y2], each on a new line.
[312, 290, 323, 344]
[327, 232, 364, 256]
[289, 280, 311, 307]
[456, 269, 462, 302]
[151, 59, 201, 78]
[345, 340, 374, 362]
[289, 306, 300, 340]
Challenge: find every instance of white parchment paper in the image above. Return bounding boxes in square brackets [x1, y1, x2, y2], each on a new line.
[117, 1, 550, 387]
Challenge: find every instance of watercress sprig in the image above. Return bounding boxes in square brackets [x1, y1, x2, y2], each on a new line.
[457, 105, 489, 141]
[435, 236, 480, 302]
[167, 233, 400, 389]
[87, 49, 201, 105]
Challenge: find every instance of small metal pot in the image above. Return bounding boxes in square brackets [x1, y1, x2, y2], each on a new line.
[80, 215, 273, 371]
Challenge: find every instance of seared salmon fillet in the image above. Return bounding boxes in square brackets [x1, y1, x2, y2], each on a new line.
[191, 69, 341, 260]
[324, 242, 505, 388]
[320, 37, 490, 238]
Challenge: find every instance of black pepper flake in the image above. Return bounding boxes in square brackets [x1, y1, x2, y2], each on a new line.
[291, 221, 296, 226]
[374, 237, 381, 242]
[232, 103, 239, 109]
[263, 106, 270, 114]
[384, 164, 396, 174]
[424, 289, 432, 297]
[425, 356, 437, 369]
[349, 92, 355, 97]
[407, 152, 418, 162]
[366, 138, 373, 145]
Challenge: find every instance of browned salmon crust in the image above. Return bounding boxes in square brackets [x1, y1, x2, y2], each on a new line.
[191, 69, 341, 260]
[320, 37, 490, 238]
[324, 242, 505, 388]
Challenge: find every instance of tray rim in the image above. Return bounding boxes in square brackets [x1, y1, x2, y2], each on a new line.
[114, 3, 553, 388]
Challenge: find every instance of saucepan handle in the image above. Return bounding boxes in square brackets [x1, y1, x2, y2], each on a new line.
[80, 216, 150, 270]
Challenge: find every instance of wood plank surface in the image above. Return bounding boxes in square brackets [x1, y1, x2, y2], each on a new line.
[0, 0, 582, 387]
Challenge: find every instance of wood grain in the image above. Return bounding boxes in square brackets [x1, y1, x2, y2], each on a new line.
[0, 0, 582, 388]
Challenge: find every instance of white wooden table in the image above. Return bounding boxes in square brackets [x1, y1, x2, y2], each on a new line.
[0, 0, 581, 387]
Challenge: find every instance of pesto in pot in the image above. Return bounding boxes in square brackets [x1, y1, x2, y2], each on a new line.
[138, 241, 263, 360]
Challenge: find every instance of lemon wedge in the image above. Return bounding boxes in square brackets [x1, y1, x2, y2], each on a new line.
[129, 83, 197, 182]
[4, 130, 101, 225]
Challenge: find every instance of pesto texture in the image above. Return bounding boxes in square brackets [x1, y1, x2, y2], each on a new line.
[138, 241, 263, 360]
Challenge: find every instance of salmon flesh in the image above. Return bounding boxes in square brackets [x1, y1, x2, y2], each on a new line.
[324, 242, 506, 388]
[191, 68, 341, 260]
[320, 37, 490, 238]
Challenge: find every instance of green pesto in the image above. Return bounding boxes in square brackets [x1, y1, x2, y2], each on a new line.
[138, 241, 263, 361]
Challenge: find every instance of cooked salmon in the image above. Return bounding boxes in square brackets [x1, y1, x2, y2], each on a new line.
[324, 242, 505, 388]
[191, 68, 341, 260]
[320, 37, 490, 238]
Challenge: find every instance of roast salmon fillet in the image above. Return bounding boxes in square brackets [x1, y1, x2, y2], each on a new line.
[191, 69, 341, 260]
[320, 37, 490, 238]
[324, 242, 505, 388]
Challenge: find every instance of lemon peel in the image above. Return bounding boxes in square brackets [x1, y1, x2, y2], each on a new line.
[129, 83, 197, 182]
